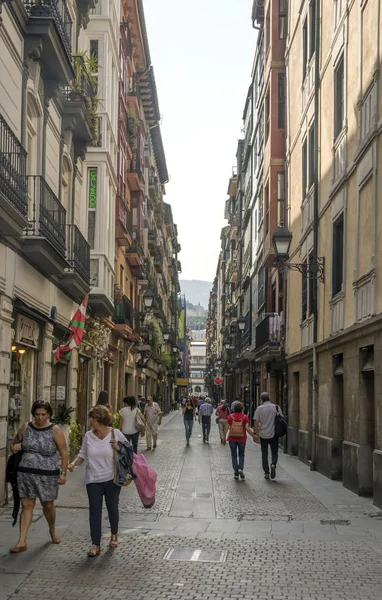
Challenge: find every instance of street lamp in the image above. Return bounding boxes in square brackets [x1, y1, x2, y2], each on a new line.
[163, 330, 170, 342]
[237, 316, 246, 332]
[224, 339, 231, 350]
[272, 223, 325, 282]
[143, 288, 154, 310]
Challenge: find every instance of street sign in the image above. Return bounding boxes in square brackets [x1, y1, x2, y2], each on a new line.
[214, 378, 222, 384]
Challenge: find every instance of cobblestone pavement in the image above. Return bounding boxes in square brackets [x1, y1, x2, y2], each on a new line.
[1, 410, 382, 600]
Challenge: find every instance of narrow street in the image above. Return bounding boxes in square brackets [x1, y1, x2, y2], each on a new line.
[1, 412, 382, 600]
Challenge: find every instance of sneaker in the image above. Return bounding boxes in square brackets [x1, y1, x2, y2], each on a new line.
[234, 474, 239, 480]
[270, 464, 276, 479]
[264, 473, 270, 480]
[238, 469, 245, 480]
[186, 440, 189, 446]
[153, 444, 157, 449]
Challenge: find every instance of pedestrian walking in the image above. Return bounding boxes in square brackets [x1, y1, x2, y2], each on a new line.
[68, 405, 127, 556]
[9, 401, 68, 553]
[119, 396, 146, 454]
[230, 396, 241, 412]
[226, 401, 256, 480]
[198, 397, 214, 443]
[96, 390, 114, 424]
[183, 399, 195, 445]
[215, 400, 230, 444]
[137, 395, 146, 413]
[253, 392, 280, 480]
[144, 396, 162, 450]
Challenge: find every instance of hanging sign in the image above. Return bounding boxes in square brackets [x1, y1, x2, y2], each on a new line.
[15, 315, 40, 349]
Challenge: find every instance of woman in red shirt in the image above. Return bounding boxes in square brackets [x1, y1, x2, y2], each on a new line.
[227, 401, 256, 480]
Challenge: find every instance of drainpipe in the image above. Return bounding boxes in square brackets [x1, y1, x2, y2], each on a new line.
[311, 0, 321, 472]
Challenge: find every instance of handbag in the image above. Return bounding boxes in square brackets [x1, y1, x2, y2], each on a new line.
[215, 417, 220, 424]
[274, 406, 287, 438]
[135, 409, 146, 437]
[111, 429, 133, 487]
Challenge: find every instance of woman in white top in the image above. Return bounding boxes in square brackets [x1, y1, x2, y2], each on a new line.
[68, 405, 126, 556]
[119, 396, 145, 453]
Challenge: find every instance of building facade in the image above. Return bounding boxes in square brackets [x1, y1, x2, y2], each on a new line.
[285, 0, 382, 508]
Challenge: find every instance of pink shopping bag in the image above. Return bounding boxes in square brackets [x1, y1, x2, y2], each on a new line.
[132, 453, 157, 508]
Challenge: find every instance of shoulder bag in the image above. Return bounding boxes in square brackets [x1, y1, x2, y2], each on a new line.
[274, 406, 287, 438]
[111, 429, 133, 487]
[135, 409, 146, 437]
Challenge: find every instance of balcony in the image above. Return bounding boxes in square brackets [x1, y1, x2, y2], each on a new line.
[149, 175, 159, 201]
[148, 227, 157, 251]
[89, 254, 114, 316]
[23, 0, 74, 85]
[125, 244, 142, 268]
[0, 114, 28, 237]
[127, 75, 141, 118]
[61, 55, 97, 149]
[255, 313, 281, 360]
[23, 176, 67, 274]
[113, 295, 133, 336]
[60, 224, 90, 300]
[115, 194, 132, 245]
[154, 254, 163, 273]
[127, 153, 142, 191]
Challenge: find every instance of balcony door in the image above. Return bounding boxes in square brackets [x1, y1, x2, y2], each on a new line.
[26, 94, 42, 221]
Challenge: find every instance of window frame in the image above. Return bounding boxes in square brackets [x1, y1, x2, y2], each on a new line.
[334, 55, 345, 140]
[332, 214, 344, 297]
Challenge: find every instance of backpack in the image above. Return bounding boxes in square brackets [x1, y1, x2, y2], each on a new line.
[229, 416, 245, 438]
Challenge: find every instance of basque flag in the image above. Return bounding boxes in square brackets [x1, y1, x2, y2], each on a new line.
[53, 295, 88, 364]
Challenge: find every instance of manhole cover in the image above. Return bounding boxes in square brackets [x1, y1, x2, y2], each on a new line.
[239, 513, 292, 522]
[164, 548, 228, 562]
[176, 493, 212, 499]
[320, 519, 350, 525]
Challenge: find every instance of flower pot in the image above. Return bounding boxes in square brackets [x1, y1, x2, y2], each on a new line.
[59, 424, 70, 448]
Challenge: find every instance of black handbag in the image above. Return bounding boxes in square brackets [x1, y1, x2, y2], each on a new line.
[5, 451, 23, 526]
[274, 406, 287, 438]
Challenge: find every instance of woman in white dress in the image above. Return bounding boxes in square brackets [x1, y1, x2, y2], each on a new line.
[119, 395, 145, 453]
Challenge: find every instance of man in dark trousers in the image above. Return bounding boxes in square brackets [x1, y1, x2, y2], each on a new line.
[253, 392, 279, 480]
[198, 397, 214, 443]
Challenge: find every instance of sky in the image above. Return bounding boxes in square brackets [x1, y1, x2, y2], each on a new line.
[143, 0, 256, 282]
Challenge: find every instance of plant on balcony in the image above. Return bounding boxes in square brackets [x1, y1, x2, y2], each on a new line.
[161, 349, 171, 369]
[144, 314, 162, 354]
[82, 315, 112, 360]
[69, 52, 100, 140]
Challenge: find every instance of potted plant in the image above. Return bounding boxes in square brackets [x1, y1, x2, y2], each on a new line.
[51, 404, 74, 447]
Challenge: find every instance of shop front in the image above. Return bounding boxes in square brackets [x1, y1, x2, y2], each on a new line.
[8, 313, 41, 449]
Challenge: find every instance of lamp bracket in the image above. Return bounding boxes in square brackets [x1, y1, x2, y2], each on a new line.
[276, 257, 325, 283]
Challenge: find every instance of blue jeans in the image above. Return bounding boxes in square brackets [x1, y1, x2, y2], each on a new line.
[229, 441, 246, 474]
[184, 418, 193, 441]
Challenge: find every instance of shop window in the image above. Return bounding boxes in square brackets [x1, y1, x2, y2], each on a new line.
[8, 345, 38, 446]
[50, 359, 69, 417]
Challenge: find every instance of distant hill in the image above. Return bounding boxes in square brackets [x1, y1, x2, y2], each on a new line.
[180, 280, 213, 309]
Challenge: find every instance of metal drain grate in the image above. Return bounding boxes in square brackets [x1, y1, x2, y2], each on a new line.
[164, 548, 228, 563]
[176, 493, 212, 499]
[239, 513, 292, 522]
[320, 519, 350, 525]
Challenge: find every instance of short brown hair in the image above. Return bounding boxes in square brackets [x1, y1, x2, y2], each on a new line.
[233, 401, 243, 413]
[88, 405, 112, 426]
[31, 400, 53, 417]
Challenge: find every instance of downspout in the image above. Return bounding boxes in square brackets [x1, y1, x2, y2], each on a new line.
[311, 0, 321, 471]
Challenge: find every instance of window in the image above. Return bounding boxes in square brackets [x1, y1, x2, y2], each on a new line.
[265, 89, 270, 141]
[279, 0, 287, 39]
[88, 167, 97, 249]
[302, 139, 307, 197]
[308, 126, 315, 187]
[302, 19, 308, 80]
[334, 0, 344, 29]
[258, 268, 265, 311]
[302, 260, 307, 320]
[332, 215, 344, 296]
[277, 172, 285, 224]
[264, 184, 269, 235]
[266, 8, 270, 50]
[334, 56, 344, 139]
[278, 73, 286, 128]
[309, 0, 316, 59]
[308, 252, 314, 316]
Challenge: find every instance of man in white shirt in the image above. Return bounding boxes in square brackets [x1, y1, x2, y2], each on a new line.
[144, 396, 162, 450]
[254, 392, 280, 480]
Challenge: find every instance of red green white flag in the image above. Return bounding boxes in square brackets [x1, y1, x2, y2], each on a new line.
[53, 295, 88, 364]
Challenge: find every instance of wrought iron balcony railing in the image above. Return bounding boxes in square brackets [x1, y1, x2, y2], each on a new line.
[23, 0, 72, 57]
[66, 224, 90, 283]
[26, 175, 66, 256]
[255, 313, 281, 350]
[113, 295, 133, 328]
[0, 114, 28, 216]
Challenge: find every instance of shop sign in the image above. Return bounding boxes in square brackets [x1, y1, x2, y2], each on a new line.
[176, 378, 189, 387]
[15, 315, 40, 349]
